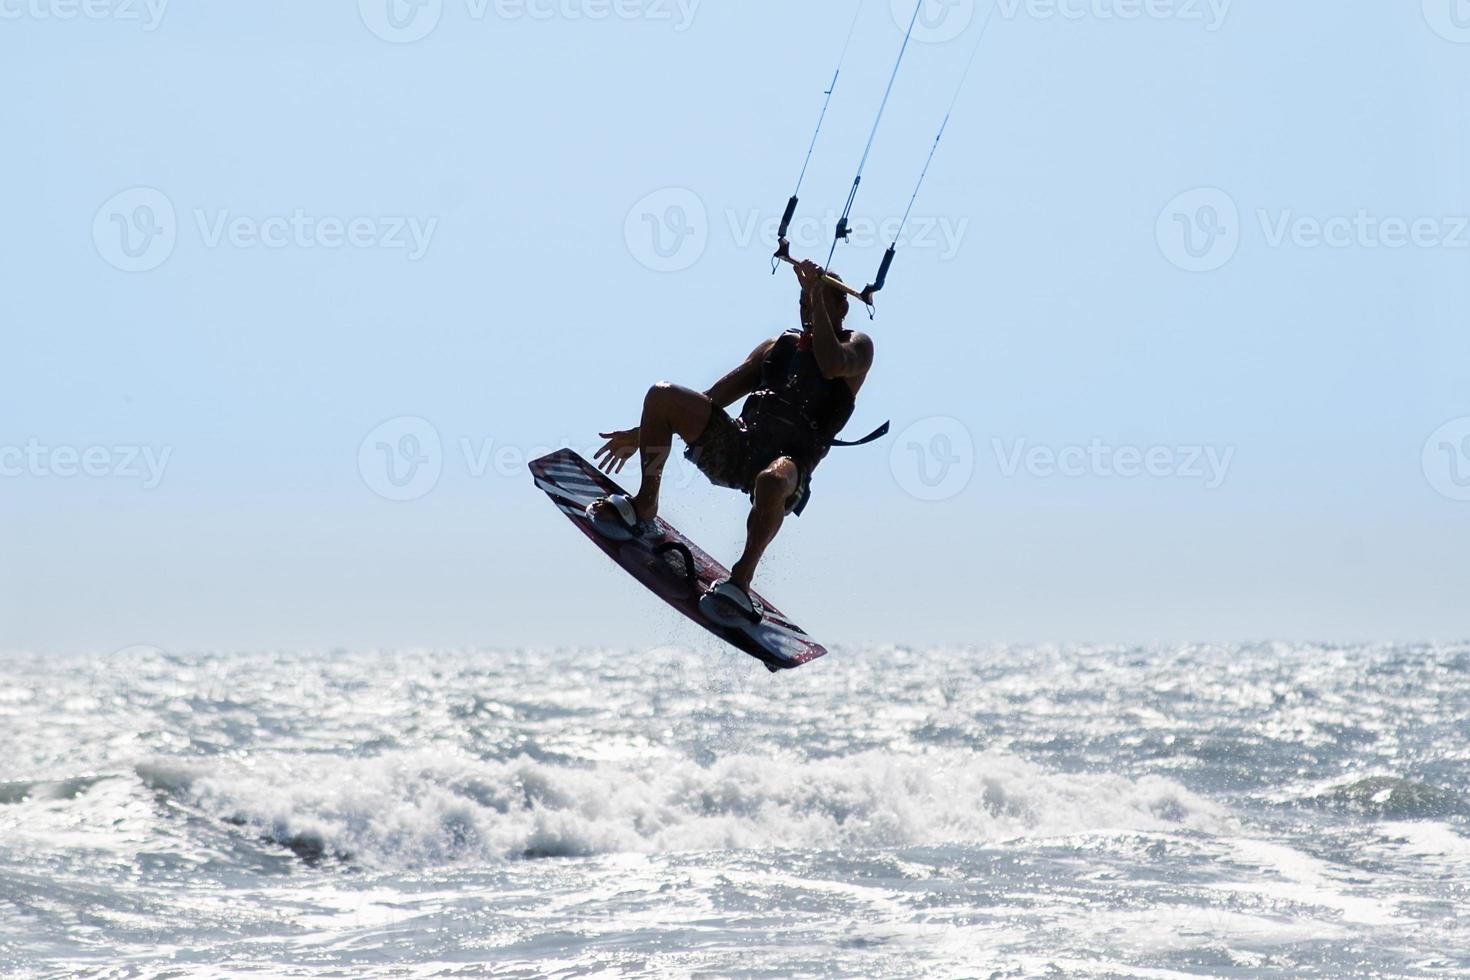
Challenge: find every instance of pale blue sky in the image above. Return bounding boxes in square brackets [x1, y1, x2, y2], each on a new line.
[3, 1, 1468, 654]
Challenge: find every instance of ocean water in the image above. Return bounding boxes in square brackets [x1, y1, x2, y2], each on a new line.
[1, 642, 1467, 979]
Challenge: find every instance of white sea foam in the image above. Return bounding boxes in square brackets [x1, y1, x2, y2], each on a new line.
[144, 748, 1232, 869]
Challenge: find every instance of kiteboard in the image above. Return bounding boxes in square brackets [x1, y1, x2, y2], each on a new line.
[528, 449, 827, 672]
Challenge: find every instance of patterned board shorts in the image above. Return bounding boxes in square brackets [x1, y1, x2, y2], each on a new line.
[684, 407, 811, 516]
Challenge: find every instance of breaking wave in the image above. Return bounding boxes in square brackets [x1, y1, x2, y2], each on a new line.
[138, 749, 1231, 869]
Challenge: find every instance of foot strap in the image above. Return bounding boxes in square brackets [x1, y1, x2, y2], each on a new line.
[704, 579, 764, 625]
[586, 494, 647, 540]
[654, 541, 698, 587]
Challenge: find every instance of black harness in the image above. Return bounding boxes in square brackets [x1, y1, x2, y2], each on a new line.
[738, 330, 889, 464]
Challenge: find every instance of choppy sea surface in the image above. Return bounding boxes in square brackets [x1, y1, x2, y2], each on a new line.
[1, 643, 1468, 979]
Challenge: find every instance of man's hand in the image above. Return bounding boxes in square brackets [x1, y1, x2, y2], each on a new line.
[594, 428, 639, 474]
[793, 258, 823, 293]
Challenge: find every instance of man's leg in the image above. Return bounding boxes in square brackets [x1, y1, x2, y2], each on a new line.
[631, 382, 714, 521]
[728, 457, 800, 591]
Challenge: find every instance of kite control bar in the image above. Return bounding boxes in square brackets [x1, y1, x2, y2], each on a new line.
[765, 0, 994, 321]
[773, 237, 894, 316]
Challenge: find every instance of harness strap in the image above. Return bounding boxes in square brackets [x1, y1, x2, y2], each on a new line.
[830, 421, 890, 448]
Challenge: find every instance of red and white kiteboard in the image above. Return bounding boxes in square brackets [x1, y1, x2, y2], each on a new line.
[528, 449, 828, 672]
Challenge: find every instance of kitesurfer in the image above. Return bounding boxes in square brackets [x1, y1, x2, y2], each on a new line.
[585, 258, 874, 625]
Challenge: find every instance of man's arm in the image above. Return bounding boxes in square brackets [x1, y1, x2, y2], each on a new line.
[803, 263, 875, 381]
[810, 319, 874, 381]
[593, 339, 775, 475]
[704, 338, 776, 408]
